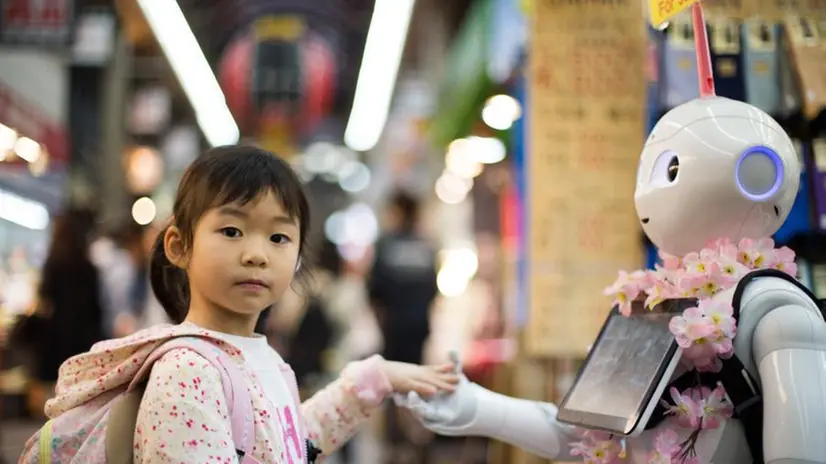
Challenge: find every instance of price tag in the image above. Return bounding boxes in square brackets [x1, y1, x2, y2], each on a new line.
[649, 0, 701, 28]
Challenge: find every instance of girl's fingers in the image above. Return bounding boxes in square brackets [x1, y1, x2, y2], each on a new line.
[429, 378, 458, 392]
[434, 363, 455, 373]
[410, 381, 438, 397]
[418, 372, 459, 391]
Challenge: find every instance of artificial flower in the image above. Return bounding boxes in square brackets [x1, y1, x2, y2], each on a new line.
[682, 248, 719, 276]
[738, 237, 776, 269]
[716, 242, 749, 284]
[661, 387, 702, 429]
[645, 278, 679, 310]
[570, 431, 624, 463]
[696, 385, 733, 429]
[605, 270, 648, 315]
[668, 307, 714, 350]
[773, 246, 798, 277]
[699, 299, 737, 343]
[647, 429, 681, 464]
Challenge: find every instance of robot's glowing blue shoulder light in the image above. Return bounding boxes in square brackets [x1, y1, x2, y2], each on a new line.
[735, 145, 784, 201]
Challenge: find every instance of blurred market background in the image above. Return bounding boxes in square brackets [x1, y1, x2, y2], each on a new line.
[0, 0, 825, 462]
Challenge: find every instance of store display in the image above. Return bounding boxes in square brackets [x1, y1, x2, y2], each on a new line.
[709, 18, 746, 101]
[810, 139, 826, 230]
[774, 139, 812, 242]
[785, 17, 826, 120]
[743, 20, 781, 113]
[661, 14, 701, 109]
[776, 24, 803, 117]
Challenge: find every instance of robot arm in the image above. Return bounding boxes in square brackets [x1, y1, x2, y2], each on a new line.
[399, 378, 582, 460]
[746, 282, 826, 463]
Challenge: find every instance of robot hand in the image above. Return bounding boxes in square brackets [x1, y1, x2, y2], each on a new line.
[394, 351, 579, 459]
[393, 352, 480, 435]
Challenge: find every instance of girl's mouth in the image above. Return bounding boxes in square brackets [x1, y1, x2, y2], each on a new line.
[237, 279, 269, 290]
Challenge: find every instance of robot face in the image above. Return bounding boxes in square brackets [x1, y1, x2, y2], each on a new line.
[634, 97, 800, 256]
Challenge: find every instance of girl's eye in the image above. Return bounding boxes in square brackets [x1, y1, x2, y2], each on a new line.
[271, 234, 291, 244]
[220, 227, 242, 238]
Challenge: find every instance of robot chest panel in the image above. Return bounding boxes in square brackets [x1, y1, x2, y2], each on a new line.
[627, 416, 751, 463]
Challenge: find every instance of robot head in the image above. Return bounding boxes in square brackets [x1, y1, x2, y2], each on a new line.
[635, 96, 800, 256]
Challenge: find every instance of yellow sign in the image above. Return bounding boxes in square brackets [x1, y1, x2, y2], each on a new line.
[649, 0, 700, 27]
[254, 15, 306, 41]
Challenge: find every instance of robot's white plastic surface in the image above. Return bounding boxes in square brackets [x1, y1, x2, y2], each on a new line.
[637, 96, 799, 256]
[398, 5, 826, 462]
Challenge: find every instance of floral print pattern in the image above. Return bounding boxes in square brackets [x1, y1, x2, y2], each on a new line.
[19, 324, 392, 463]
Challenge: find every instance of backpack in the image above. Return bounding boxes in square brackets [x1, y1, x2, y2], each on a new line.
[21, 336, 259, 463]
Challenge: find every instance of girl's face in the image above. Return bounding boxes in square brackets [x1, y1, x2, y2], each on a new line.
[184, 190, 301, 320]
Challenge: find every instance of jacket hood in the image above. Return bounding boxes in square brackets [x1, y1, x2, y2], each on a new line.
[45, 324, 246, 418]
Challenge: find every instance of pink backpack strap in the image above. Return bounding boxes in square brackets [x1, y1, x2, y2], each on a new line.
[129, 337, 254, 457]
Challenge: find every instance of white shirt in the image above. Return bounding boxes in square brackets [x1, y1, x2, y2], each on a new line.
[183, 323, 305, 462]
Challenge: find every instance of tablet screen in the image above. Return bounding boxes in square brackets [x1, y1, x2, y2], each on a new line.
[558, 299, 697, 434]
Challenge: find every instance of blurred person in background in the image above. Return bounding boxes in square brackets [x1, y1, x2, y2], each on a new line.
[368, 190, 438, 463]
[307, 240, 382, 464]
[27, 207, 103, 417]
[284, 242, 335, 395]
[90, 221, 148, 338]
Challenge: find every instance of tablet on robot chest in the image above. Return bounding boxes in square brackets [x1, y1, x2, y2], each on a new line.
[557, 299, 697, 436]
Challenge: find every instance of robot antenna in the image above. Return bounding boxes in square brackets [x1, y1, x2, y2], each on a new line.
[692, 2, 715, 97]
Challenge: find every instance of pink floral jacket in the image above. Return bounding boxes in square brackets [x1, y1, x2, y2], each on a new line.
[40, 324, 392, 463]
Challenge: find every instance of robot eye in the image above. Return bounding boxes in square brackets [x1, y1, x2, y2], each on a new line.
[649, 150, 679, 187]
[735, 145, 784, 201]
[667, 157, 679, 182]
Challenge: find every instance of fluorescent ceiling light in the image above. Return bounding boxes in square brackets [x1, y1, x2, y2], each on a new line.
[137, 0, 239, 147]
[0, 188, 49, 230]
[344, 0, 415, 152]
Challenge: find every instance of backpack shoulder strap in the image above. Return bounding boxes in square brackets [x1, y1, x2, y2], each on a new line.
[718, 268, 818, 464]
[731, 268, 825, 319]
[122, 337, 254, 456]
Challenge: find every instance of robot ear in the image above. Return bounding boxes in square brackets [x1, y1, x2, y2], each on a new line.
[735, 145, 785, 202]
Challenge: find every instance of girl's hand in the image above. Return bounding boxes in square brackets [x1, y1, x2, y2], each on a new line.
[380, 360, 460, 397]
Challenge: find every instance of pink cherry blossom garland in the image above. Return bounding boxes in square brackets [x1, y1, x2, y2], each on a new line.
[569, 237, 796, 463]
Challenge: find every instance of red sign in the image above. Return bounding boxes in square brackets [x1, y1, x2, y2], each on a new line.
[500, 183, 521, 253]
[0, 81, 69, 165]
[2, 0, 72, 44]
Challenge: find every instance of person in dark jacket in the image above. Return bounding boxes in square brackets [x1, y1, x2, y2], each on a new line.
[367, 191, 438, 462]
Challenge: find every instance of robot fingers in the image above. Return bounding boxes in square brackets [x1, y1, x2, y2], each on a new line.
[448, 350, 463, 374]
[395, 391, 453, 423]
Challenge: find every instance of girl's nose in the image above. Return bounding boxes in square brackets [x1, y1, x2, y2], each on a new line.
[241, 241, 269, 267]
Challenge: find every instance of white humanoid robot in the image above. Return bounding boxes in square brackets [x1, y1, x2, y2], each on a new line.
[398, 4, 826, 464]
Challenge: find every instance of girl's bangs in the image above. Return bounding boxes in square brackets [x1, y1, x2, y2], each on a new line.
[203, 151, 306, 222]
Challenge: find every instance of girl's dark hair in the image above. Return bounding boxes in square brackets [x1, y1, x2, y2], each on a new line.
[149, 145, 311, 324]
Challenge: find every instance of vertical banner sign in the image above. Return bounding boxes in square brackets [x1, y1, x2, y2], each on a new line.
[525, 0, 646, 358]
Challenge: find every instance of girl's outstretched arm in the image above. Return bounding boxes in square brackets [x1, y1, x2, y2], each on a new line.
[135, 349, 238, 462]
[300, 355, 458, 454]
[300, 355, 393, 453]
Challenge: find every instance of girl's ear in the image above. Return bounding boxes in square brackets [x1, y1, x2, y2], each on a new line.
[164, 226, 189, 269]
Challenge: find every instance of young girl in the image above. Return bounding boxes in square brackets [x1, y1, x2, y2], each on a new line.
[35, 146, 457, 463]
